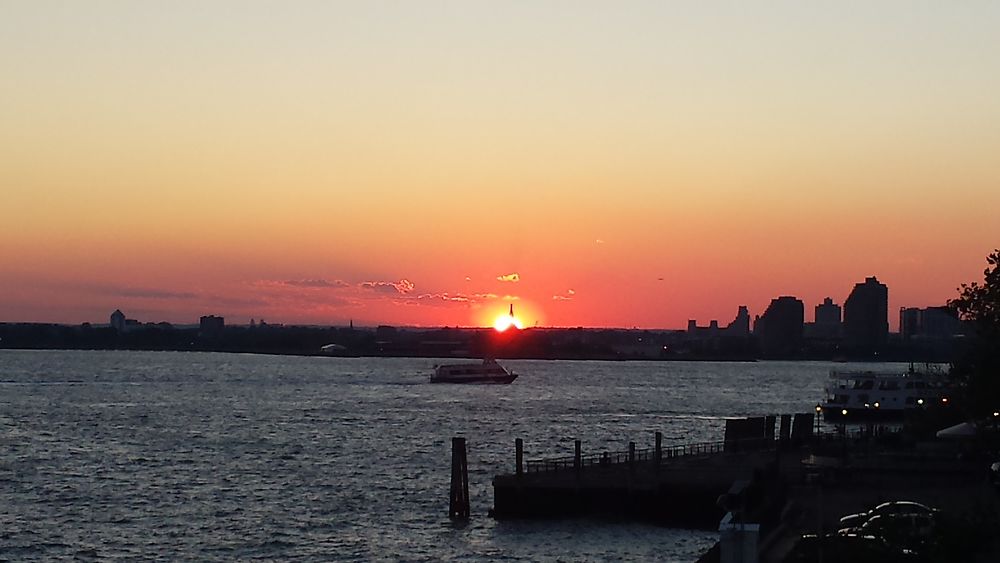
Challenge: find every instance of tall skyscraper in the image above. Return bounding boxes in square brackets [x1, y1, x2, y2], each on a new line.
[843, 276, 888, 354]
[754, 296, 804, 357]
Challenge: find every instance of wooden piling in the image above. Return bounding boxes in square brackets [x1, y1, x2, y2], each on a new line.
[765, 415, 776, 442]
[779, 414, 792, 444]
[515, 438, 523, 477]
[628, 441, 636, 472]
[574, 440, 582, 476]
[449, 437, 470, 519]
[655, 432, 663, 467]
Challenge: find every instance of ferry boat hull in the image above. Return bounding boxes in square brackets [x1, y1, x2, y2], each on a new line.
[430, 359, 518, 384]
[819, 405, 913, 422]
[430, 372, 518, 384]
[820, 367, 950, 422]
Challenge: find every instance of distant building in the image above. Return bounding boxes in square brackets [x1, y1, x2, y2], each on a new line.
[110, 309, 126, 332]
[843, 276, 888, 354]
[677, 306, 753, 357]
[754, 296, 804, 357]
[815, 297, 841, 326]
[375, 325, 398, 342]
[810, 297, 842, 339]
[686, 306, 750, 337]
[199, 315, 225, 338]
[900, 306, 965, 340]
[729, 306, 751, 336]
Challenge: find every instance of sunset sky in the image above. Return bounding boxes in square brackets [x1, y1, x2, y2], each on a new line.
[2, 2, 998, 329]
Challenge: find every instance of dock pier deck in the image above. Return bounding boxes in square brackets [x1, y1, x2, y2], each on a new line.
[492, 421, 803, 529]
[487, 413, 1000, 562]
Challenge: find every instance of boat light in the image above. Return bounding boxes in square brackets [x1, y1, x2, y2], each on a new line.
[994, 411, 999, 418]
[841, 409, 848, 416]
[942, 397, 949, 404]
[874, 402, 880, 409]
[917, 398, 924, 405]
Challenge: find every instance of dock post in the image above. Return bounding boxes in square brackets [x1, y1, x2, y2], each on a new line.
[628, 441, 635, 472]
[779, 414, 792, 448]
[515, 438, 523, 477]
[574, 440, 582, 476]
[449, 437, 470, 519]
[655, 432, 662, 468]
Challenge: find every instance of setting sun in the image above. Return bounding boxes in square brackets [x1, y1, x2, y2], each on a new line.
[494, 315, 524, 332]
[494, 304, 525, 332]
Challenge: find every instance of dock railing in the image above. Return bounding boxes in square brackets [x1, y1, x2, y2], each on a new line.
[524, 438, 771, 474]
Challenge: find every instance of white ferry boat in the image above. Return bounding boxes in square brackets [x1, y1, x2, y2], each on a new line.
[820, 366, 951, 421]
[430, 358, 518, 384]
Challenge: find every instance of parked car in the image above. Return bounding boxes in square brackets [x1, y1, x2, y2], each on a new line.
[862, 512, 937, 542]
[790, 533, 921, 563]
[838, 501, 939, 537]
[839, 511, 870, 530]
[870, 501, 938, 518]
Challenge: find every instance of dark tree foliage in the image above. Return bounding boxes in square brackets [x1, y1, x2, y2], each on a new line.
[950, 249, 1000, 336]
[948, 249, 1000, 417]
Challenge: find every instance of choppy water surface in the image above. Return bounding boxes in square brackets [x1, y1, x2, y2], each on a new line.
[0, 351, 907, 561]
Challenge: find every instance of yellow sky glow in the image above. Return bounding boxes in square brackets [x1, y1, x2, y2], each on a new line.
[2, 2, 998, 328]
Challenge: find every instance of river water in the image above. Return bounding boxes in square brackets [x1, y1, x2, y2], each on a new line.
[0, 350, 907, 561]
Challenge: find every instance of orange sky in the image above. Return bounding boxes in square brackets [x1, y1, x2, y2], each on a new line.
[2, 3, 998, 329]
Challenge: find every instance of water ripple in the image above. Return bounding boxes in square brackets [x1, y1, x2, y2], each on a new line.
[0, 351, 905, 561]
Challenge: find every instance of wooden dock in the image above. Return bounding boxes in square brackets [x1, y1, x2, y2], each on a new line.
[487, 413, 1000, 562]
[492, 424, 804, 529]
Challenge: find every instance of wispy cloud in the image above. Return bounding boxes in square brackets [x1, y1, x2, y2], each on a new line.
[69, 281, 200, 300]
[280, 279, 351, 288]
[361, 279, 415, 294]
[415, 293, 470, 303]
[256, 277, 415, 296]
[114, 287, 199, 300]
[552, 289, 576, 301]
[496, 273, 520, 283]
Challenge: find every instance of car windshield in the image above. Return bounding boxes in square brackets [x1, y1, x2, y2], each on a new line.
[874, 501, 933, 516]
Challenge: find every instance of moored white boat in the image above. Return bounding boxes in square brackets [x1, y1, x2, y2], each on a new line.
[819, 366, 951, 421]
[430, 358, 518, 384]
